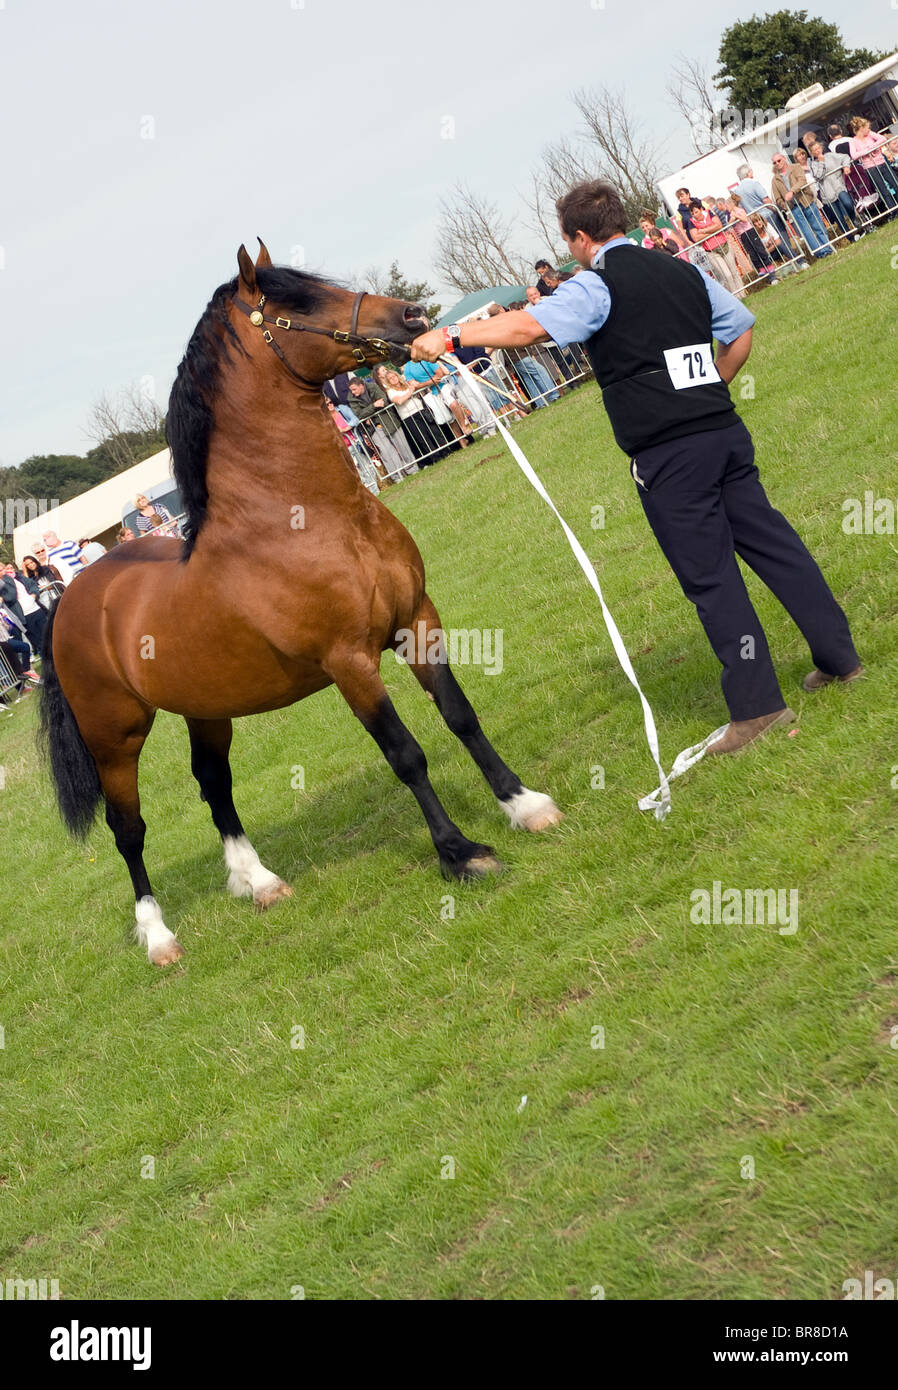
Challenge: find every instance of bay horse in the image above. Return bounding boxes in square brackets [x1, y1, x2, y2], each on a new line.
[40, 241, 561, 966]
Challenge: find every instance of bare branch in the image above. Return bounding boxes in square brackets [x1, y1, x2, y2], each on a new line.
[433, 183, 532, 295]
[666, 54, 720, 156]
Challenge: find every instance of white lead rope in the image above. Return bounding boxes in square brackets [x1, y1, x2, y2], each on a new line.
[449, 357, 726, 820]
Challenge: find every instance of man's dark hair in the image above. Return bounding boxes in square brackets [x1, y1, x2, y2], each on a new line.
[556, 180, 628, 242]
[828, 123, 842, 136]
[534, 258, 551, 271]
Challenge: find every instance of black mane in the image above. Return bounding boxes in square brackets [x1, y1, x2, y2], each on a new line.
[166, 266, 330, 555]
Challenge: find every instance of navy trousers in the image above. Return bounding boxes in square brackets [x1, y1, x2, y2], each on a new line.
[631, 418, 859, 720]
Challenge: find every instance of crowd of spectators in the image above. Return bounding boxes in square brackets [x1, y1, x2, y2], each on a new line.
[659, 117, 897, 291]
[322, 296, 589, 492]
[0, 529, 104, 703]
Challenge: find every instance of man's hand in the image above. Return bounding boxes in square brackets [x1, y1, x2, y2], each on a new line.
[410, 329, 446, 362]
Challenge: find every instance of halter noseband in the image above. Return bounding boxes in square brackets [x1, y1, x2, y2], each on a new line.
[233, 289, 404, 388]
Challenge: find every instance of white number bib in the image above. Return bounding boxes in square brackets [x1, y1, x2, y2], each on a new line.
[663, 343, 721, 390]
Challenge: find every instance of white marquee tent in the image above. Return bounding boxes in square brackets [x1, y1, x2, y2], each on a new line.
[12, 447, 175, 565]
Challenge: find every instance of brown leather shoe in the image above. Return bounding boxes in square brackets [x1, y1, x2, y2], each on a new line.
[706, 707, 796, 756]
[803, 664, 864, 692]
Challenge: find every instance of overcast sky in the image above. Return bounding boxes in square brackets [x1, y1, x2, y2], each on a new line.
[1, 0, 894, 467]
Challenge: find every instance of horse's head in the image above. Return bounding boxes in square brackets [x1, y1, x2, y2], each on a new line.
[232, 240, 430, 386]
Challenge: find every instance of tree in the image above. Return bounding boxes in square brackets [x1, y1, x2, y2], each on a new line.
[433, 185, 533, 295]
[526, 87, 665, 242]
[667, 55, 722, 156]
[715, 11, 888, 111]
[361, 261, 442, 323]
[85, 384, 166, 471]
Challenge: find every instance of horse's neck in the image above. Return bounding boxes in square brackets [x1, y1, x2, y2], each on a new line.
[203, 382, 359, 534]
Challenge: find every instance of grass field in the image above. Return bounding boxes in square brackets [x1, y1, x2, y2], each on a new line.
[1, 233, 897, 1301]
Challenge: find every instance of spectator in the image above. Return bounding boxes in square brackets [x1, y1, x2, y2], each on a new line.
[639, 212, 676, 249]
[725, 197, 778, 283]
[346, 376, 418, 478]
[0, 602, 39, 687]
[806, 139, 863, 242]
[117, 527, 136, 544]
[748, 212, 797, 277]
[534, 259, 555, 296]
[503, 302, 561, 408]
[21, 552, 64, 604]
[134, 493, 173, 533]
[0, 566, 27, 629]
[440, 354, 498, 437]
[792, 147, 818, 195]
[2, 562, 45, 650]
[373, 365, 444, 465]
[525, 286, 542, 305]
[687, 199, 744, 294]
[80, 541, 108, 565]
[647, 226, 676, 253]
[41, 530, 83, 583]
[828, 122, 851, 155]
[541, 269, 572, 289]
[848, 116, 897, 216]
[454, 340, 528, 423]
[325, 397, 380, 493]
[675, 186, 697, 240]
[403, 359, 473, 449]
[770, 152, 835, 259]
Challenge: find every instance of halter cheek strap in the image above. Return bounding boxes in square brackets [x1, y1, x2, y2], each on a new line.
[233, 290, 405, 389]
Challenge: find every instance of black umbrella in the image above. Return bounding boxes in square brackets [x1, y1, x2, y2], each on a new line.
[862, 79, 898, 103]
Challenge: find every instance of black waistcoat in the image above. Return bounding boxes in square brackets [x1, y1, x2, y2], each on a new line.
[582, 245, 738, 455]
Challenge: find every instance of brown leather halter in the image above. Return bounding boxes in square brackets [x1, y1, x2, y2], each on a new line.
[233, 289, 406, 388]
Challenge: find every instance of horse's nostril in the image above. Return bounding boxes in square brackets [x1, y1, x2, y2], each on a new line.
[404, 303, 429, 327]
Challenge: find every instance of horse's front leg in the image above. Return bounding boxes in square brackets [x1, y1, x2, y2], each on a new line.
[401, 595, 562, 833]
[326, 649, 502, 880]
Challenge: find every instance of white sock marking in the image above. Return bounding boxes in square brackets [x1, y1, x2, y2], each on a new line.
[500, 787, 562, 831]
[222, 835, 284, 900]
[135, 895, 181, 963]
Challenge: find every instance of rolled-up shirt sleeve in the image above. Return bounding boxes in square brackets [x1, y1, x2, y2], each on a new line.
[699, 271, 756, 343]
[523, 274, 612, 348]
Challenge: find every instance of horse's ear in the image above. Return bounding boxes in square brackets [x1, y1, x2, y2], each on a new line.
[255, 238, 273, 269]
[236, 244, 257, 298]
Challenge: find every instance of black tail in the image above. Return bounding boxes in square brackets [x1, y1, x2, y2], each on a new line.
[38, 600, 103, 837]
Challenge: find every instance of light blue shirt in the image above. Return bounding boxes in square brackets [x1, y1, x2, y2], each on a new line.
[403, 360, 442, 395]
[525, 237, 755, 349]
[731, 178, 770, 213]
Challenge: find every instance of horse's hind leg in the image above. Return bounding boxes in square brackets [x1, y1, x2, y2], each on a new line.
[326, 650, 502, 880]
[94, 726, 185, 967]
[186, 717, 292, 909]
[402, 596, 562, 832]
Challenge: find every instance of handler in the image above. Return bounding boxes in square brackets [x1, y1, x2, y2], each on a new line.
[410, 179, 862, 754]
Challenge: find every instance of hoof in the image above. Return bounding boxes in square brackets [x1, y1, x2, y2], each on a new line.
[149, 940, 185, 967]
[522, 803, 563, 832]
[462, 853, 504, 878]
[441, 850, 504, 881]
[253, 879, 294, 911]
[501, 788, 563, 832]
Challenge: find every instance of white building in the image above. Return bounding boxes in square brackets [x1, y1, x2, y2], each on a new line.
[657, 52, 898, 215]
[12, 447, 179, 564]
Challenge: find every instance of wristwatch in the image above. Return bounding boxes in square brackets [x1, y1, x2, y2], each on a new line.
[443, 324, 462, 353]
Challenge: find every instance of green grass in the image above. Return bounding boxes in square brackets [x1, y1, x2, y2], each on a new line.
[2, 233, 897, 1300]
